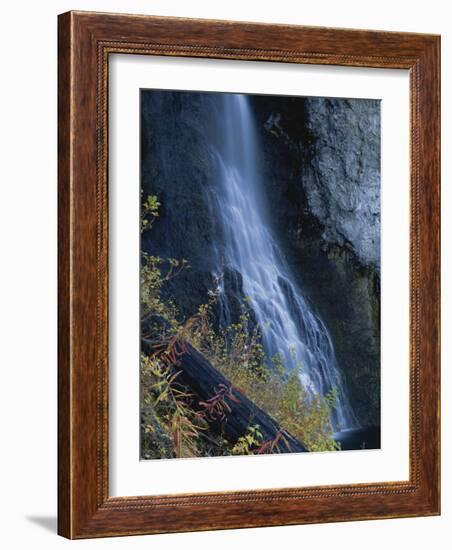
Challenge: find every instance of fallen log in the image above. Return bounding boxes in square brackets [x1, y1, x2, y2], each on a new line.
[141, 336, 307, 453]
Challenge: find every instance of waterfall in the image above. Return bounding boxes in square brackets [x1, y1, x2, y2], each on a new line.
[209, 93, 357, 431]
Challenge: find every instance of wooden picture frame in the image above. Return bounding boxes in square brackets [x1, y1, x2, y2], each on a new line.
[58, 10, 440, 539]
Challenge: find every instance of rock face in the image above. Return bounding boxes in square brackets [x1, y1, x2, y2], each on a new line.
[141, 90, 381, 428]
[250, 95, 381, 426]
[303, 98, 380, 426]
[303, 98, 381, 270]
[141, 91, 219, 320]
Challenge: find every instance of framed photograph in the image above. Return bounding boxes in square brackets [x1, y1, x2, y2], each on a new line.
[58, 11, 440, 538]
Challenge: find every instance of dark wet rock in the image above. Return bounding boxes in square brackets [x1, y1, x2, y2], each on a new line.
[141, 91, 221, 320]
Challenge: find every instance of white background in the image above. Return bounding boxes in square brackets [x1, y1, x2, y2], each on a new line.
[110, 56, 409, 496]
[0, 0, 449, 548]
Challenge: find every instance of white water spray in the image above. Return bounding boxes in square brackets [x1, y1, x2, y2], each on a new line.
[210, 93, 357, 430]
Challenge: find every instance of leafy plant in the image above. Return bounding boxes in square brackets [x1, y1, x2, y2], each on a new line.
[140, 193, 160, 232]
[141, 353, 209, 458]
[231, 425, 264, 455]
[140, 193, 340, 458]
[186, 296, 340, 452]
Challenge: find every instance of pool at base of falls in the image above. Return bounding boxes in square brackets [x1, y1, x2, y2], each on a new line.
[333, 427, 381, 451]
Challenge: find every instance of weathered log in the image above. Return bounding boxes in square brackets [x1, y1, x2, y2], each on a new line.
[141, 337, 307, 453]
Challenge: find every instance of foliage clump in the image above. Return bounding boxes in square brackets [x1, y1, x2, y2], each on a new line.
[188, 298, 340, 452]
[140, 194, 340, 459]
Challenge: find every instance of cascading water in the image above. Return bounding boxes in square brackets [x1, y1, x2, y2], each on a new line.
[209, 93, 357, 431]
